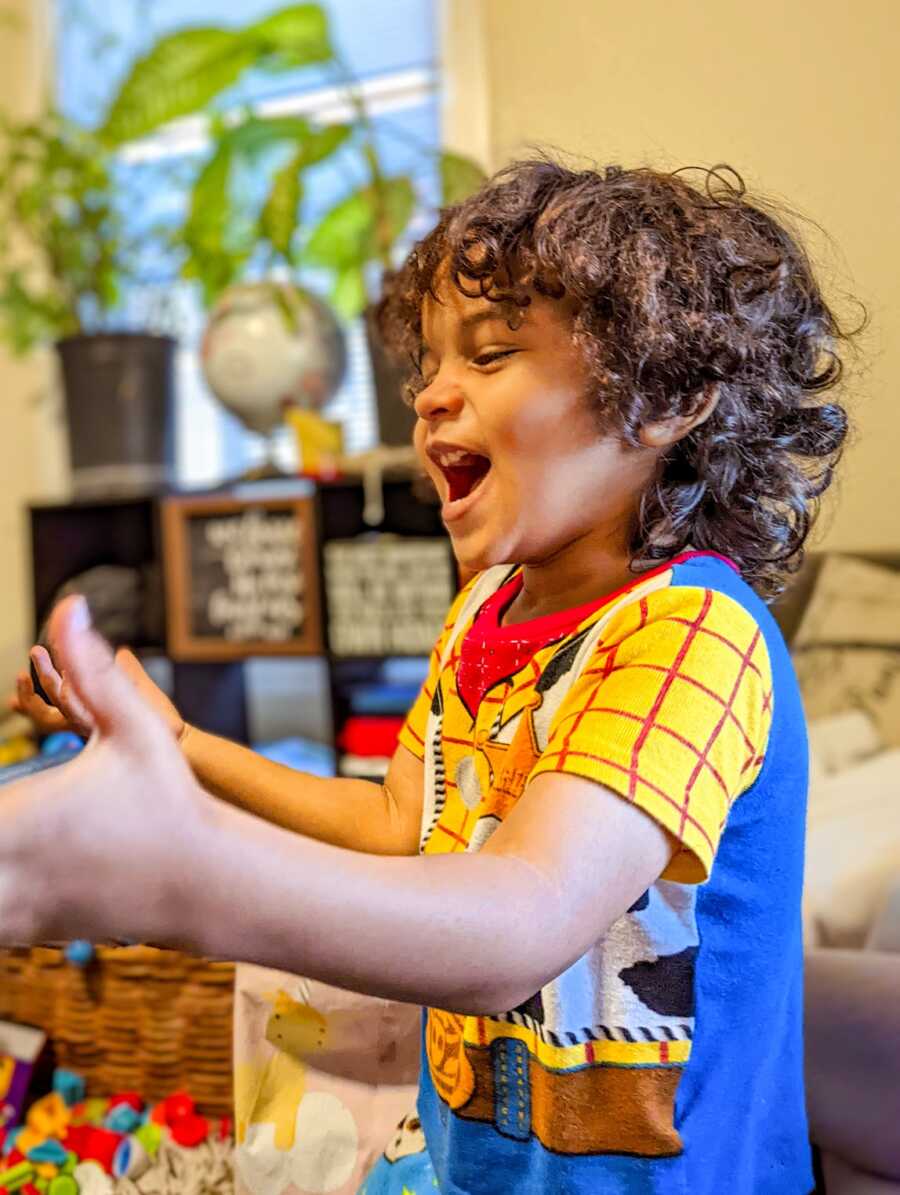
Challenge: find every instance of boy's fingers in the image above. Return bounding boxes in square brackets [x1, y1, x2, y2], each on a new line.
[47, 596, 164, 744]
[30, 646, 63, 704]
[115, 647, 143, 681]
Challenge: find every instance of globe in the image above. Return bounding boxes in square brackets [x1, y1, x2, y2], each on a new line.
[200, 282, 347, 438]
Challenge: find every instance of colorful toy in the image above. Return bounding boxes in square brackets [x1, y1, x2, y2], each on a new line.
[62, 942, 93, 969]
[46, 1178, 77, 1195]
[0, 1023, 48, 1130]
[0, 1160, 35, 1191]
[26, 1094, 69, 1139]
[50, 1075, 83, 1111]
[40, 734, 83, 758]
[105, 1094, 141, 1115]
[23, 1143, 65, 1168]
[77, 1102, 106, 1128]
[12, 1070, 230, 1195]
[169, 1113, 208, 1149]
[1, 1130, 20, 1158]
[76, 1129, 120, 1176]
[157, 1092, 193, 1124]
[132, 1123, 160, 1158]
[111, 1136, 149, 1181]
[11, 1136, 41, 1163]
[101, 1105, 139, 1136]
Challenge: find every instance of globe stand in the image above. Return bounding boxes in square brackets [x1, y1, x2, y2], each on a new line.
[238, 435, 290, 482]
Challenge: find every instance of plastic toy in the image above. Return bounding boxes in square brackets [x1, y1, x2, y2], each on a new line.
[111, 1135, 149, 1180]
[169, 1113, 208, 1148]
[27, 1094, 69, 1139]
[50, 1074, 84, 1110]
[62, 942, 93, 968]
[101, 1105, 139, 1135]
[46, 1178, 77, 1195]
[106, 1093, 142, 1115]
[0, 1160, 35, 1191]
[23, 1143, 65, 1168]
[132, 1122, 160, 1158]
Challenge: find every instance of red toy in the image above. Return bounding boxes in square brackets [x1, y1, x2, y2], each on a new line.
[161, 1092, 194, 1123]
[108, 1092, 143, 1114]
[170, 1114, 208, 1148]
[63, 1125, 122, 1174]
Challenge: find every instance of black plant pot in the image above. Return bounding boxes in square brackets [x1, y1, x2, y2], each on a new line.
[55, 332, 176, 497]
[364, 306, 417, 447]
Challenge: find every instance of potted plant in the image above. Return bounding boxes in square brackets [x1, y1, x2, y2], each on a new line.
[0, 5, 342, 495]
[97, 2, 486, 447]
[0, 110, 179, 496]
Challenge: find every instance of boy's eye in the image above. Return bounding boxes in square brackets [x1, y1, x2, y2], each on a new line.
[472, 349, 518, 368]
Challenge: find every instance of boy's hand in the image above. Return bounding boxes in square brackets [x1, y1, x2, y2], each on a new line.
[0, 596, 207, 947]
[7, 634, 186, 744]
[9, 648, 94, 737]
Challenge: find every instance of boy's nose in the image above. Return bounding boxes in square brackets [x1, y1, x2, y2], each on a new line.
[413, 376, 465, 422]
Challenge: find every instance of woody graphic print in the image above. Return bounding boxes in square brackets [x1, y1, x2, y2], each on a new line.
[398, 555, 773, 1157]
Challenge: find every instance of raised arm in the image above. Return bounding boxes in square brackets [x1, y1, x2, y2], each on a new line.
[0, 597, 672, 1017]
[16, 638, 423, 856]
[182, 726, 423, 855]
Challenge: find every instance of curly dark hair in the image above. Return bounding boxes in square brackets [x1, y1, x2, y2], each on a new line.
[378, 158, 855, 599]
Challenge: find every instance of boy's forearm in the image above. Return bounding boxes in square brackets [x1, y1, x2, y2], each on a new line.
[181, 792, 556, 1015]
[181, 726, 417, 855]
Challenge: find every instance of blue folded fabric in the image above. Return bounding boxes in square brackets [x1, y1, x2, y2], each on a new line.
[0, 746, 82, 787]
[348, 683, 422, 715]
[252, 737, 335, 777]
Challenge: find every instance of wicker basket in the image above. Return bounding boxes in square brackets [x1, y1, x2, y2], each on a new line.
[0, 946, 234, 1117]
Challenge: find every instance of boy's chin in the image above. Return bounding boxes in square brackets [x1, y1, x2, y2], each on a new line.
[449, 531, 512, 578]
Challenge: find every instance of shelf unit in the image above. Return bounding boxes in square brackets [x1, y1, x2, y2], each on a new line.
[315, 477, 456, 777]
[27, 475, 456, 760]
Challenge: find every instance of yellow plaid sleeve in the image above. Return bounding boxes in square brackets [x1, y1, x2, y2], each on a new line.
[530, 586, 773, 883]
[397, 575, 479, 761]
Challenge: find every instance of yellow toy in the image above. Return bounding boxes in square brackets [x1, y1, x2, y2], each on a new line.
[27, 1092, 70, 1139]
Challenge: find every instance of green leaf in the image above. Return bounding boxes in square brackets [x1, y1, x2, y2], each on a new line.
[249, 4, 332, 68]
[186, 139, 235, 248]
[99, 6, 333, 147]
[179, 140, 252, 304]
[100, 28, 255, 146]
[227, 115, 348, 165]
[332, 264, 367, 319]
[305, 177, 414, 272]
[306, 188, 376, 269]
[259, 151, 304, 258]
[0, 274, 75, 352]
[440, 151, 486, 206]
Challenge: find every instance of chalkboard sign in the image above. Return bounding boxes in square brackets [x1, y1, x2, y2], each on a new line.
[324, 536, 456, 656]
[162, 495, 322, 659]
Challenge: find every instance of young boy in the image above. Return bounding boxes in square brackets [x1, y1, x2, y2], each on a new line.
[6, 160, 848, 1194]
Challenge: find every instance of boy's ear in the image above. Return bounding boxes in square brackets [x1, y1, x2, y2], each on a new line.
[638, 382, 720, 449]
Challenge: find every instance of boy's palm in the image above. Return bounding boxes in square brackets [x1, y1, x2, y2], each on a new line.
[0, 597, 204, 947]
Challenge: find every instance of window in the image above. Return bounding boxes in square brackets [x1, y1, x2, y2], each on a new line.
[55, 0, 439, 485]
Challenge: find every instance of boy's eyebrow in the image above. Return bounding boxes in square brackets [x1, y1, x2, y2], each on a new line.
[458, 305, 520, 331]
[419, 304, 524, 359]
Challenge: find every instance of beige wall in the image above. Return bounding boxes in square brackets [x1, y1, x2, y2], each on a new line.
[0, 0, 67, 681]
[446, 0, 899, 550]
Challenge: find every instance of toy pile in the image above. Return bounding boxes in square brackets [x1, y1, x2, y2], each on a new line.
[0, 1071, 233, 1195]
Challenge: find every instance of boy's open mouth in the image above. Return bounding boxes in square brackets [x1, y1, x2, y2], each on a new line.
[428, 445, 492, 505]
